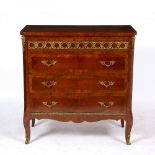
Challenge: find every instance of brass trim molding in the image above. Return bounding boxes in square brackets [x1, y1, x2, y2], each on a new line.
[21, 36, 26, 51]
[30, 112, 125, 116]
[28, 41, 129, 50]
[132, 37, 135, 49]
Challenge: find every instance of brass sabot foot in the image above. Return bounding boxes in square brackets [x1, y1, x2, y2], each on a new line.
[25, 138, 30, 144]
[126, 134, 131, 145]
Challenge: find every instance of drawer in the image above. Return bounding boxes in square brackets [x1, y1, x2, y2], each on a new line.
[29, 75, 127, 94]
[30, 95, 126, 114]
[28, 54, 127, 74]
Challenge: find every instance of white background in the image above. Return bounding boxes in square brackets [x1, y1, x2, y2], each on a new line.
[0, 0, 155, 154]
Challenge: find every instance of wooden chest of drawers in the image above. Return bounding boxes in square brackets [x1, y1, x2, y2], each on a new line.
[20, 25, 137, 144]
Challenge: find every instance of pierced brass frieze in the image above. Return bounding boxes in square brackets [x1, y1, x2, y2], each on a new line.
[30, 112, 125, 116]
[28, 41, 129, 50]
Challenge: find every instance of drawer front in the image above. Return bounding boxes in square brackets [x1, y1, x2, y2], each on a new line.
[28, 54, 127, 73]
[29, 76, 126, 93]
[30, 95, 126, 114]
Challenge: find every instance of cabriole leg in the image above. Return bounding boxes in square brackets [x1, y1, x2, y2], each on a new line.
[32, 118, 35, 127]
[24, 118, 30, 144]
[121, 119, 124, 127]
[125, 114, 133, 145]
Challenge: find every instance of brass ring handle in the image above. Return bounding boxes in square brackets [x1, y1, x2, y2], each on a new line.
[98, 101, 114, 108]
[41, 81, 57, 88]
[41, 59, 57, 67]
[99, 81, 115, 88]
[100, 60, 115, 67]
[43, 101, 57, 108]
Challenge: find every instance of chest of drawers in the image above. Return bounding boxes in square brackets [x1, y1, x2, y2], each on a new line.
[20, 25, 137, 144]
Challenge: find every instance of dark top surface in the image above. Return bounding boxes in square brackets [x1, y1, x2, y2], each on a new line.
[20, 25, 137, 36]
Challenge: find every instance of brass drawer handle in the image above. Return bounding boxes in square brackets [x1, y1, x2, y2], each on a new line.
[41, 59, 57, 67]
[99, 81, 115, 88]
[100, 60, 115, 67]
[98, 101, 114, 108]
[43, 101, 57, 108]
[41, 81, 57, 88]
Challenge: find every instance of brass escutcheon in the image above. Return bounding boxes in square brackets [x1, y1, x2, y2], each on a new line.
[41, 59, 57, 67]
[41, 81, 57, 88]
[99, 81, 115, 88]
[42, 101, 57, 108]
[100, 60, 115, 67]
[98, 101, 114, 108]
